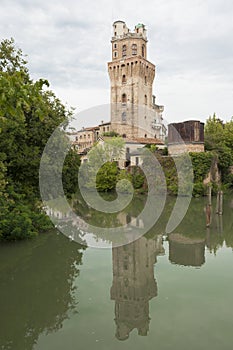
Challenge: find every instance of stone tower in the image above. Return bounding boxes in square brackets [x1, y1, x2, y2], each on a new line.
[108, 20, 166, 140]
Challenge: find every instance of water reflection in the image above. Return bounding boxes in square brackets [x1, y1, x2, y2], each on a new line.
[168, 233, 205, 267]
[0, 194, 229, 347]
[111, 236, 164, 340]
[0, 233, 85, 350]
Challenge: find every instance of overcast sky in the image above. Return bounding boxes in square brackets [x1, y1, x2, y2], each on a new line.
[1, 0, 233, 129]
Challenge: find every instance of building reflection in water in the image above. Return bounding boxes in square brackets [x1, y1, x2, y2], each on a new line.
[168, 233, 205, 267]
[111, 235, 164, 340]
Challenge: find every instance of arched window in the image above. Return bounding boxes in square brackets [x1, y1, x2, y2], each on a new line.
[144, 94, 147, 105]
[144, 134, 147, 138]
[114, 43, 117, 49]
[114, 51, 118, 58]
[142, 44, 145, 57]
[122, 93, 127, 103]
[132, 44, 137, 55]
[122, 74, 126, 83]
[122, 45, 127, 58]
[145, 76, 147, 84]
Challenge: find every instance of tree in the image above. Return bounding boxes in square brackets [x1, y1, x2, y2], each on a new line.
[88, 137, 125, 165]
[205, 114, 233, 187]
[0, 38, 80, 240]
[96, 162, 118, 192]
[79, 137, 125, 192]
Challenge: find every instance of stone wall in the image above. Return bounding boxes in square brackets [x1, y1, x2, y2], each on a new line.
[168, 142, 204, 155]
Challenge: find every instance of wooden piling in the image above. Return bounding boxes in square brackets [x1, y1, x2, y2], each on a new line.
[206, 204, 211, 227]
[208, 186, 212, 206]
[216, 190, 223, 215]
[219, 190, 223, 215]
[216, 191, 220, 214]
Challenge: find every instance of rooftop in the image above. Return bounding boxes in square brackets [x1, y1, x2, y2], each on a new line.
[100, 136, 164, 145]
[135, 23, 145, 29]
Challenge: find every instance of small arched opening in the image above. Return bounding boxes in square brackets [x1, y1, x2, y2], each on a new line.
[122, 93, 127, 104]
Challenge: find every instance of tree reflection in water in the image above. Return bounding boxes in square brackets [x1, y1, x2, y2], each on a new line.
[0, 232, 85, 350]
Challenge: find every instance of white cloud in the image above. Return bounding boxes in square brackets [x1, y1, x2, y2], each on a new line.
[0, 0, 232, 126]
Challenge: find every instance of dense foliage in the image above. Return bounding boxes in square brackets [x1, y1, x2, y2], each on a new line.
[204, 114, 233, 187]
[189, 152, 214, 196]
[0, 38, 80, 240]
[79, 137, 124, 192]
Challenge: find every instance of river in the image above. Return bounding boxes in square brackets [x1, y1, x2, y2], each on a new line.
[0, 195, 232, 350]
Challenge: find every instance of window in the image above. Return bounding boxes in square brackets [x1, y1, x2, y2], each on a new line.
[136, 157, 139, 166]
[122, 44, 127, 58]
[132, 43, 137, 55]
[114, 32, 117, 36]
[122, 74, 126, 83]
[145, 76, 147, 84]
[142, 44, 145, 57]
[144, 94, 147, 105]
[122, 93, 127, 103]
[114, 43, 117, 49]
[122, 111, 126, 121]
[114, 51, 118, 58]
[144, 134, 147, 138]
[88, 134, 90, 138]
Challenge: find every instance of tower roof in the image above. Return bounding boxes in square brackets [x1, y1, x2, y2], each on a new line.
[135, 23, 145, 29]
[113, 20, 125, 24]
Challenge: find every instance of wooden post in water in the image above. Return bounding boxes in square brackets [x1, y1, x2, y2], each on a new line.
[206, 204, 211, 227]
[219, 190, 223, 215]
[208, 186, 212, 206]
[216, 191, 220, 214]
[216, 190, 223, 215]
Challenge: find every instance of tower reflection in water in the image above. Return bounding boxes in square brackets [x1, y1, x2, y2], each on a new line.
[110, 235, 164, 340]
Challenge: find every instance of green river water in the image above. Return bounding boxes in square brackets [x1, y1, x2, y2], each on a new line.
[0, 195, 233, 350]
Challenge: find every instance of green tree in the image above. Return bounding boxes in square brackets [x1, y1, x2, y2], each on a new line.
[205, 114, 233, 187]
[0, 38, 80, 240]
[79, 137, 125, 192]
[116, 169, 133, 193]
[96, 162, 118, 192]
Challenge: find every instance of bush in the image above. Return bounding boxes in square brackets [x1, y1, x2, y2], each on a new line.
[0, 199, 53, 241]
[116, 170, 133, 193]
[192, 182, 205, 197]
[96, 162, 118, 192]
